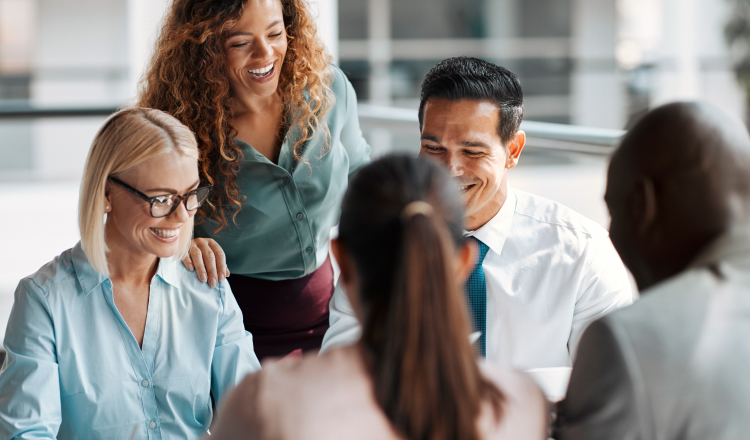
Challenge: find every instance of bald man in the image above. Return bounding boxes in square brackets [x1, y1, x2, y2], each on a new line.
[557, 102, 750, 440]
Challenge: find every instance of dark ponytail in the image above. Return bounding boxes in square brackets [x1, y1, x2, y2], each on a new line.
[338, 155, 504, 440]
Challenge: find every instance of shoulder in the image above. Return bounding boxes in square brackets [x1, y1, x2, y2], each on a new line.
[604, 269, 713, 335]
[512, 189, 608, 239]
[479, 364, 548, 439]
[326, 64, 358, 115]
[20, 247, 78, 301]
[480, 364, 546, 411]
[160, 258, 228, 306]
[212, 370, 266, 438]
[327, 63, 351, 95]
[261, 345, 361, 386]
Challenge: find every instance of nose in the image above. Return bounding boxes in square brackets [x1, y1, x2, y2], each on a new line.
[254, 38, 273, 60]
[168, 199, 192, 223]
[446, 152, 464, 177]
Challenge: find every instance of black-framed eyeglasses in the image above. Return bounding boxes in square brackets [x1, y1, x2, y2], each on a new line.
[108, 176, 213, 218]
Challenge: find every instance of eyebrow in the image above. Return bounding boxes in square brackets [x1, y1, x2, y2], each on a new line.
[420, 135, 491, 149]
[227, 20, 283, 37]
[459, 141, 491, 149]
[145, 179, 201, 194]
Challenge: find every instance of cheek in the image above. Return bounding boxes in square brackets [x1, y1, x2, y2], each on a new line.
[276, 40, 288, 62]
[225, 53, 243, 73]
[477, 161, 501, 186]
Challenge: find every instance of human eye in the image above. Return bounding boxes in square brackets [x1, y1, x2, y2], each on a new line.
[230, 42, 248, 48]
[270, 31, 284, 38]
[421, 144, 443, 153]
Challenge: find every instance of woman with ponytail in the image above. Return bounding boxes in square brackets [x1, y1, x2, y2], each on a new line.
[207, 155, 547, 440]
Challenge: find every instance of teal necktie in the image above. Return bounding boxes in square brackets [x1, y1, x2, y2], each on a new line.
[465, 236, 489, 357]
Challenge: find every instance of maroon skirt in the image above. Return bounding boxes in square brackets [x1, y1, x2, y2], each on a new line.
[227, 257, 334, 361]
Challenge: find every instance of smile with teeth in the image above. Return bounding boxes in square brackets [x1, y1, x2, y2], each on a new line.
[248, 63, 274, 78]
[150, 227, 179, 239]
[460, 184, 476, 192]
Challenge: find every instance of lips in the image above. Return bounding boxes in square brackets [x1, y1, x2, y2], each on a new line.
[247, 61, 276, 82]
[150, 227, 180, 243]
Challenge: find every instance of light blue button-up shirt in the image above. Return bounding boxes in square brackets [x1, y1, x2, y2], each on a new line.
[0, 242, 261, 439]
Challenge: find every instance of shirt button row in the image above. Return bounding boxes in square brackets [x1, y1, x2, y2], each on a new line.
[282, 177, 290, 185]
[305, 247, 313, 254]
[141, 380, 149, 387]
[149, 422, 157, 429]
[296, 212, 304, 220]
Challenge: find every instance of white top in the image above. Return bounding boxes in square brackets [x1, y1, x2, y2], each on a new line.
[558, 226, 750, 440]
[207, 345, 548, 440]
[321, 186, 633, 370]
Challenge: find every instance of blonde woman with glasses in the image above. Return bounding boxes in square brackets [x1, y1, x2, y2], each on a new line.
[0, 108, 260, 439]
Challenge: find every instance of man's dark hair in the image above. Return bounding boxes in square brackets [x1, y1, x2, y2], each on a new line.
[418, 57, 524, 145]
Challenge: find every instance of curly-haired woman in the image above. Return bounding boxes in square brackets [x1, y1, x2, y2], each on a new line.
[137, 0, 370, 361]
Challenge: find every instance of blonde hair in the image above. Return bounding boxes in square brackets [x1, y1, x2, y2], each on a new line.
[79, 108, 200, 276]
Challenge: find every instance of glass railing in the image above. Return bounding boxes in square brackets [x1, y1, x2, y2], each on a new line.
[0, 101, 624, 155]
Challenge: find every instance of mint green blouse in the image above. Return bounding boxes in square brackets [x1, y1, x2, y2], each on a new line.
[194, 65, 370, 281]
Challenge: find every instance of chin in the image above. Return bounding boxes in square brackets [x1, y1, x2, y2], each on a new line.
[149, 244, 180, 260]
[249, 81, 281, 97]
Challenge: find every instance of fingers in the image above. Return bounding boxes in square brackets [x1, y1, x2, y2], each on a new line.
[182, 254, 195, 271]
[201, 243, 219, 288]
[189, 241, 208, 284]
[188, 238, 230, 288]
[207, 240, 229, 283]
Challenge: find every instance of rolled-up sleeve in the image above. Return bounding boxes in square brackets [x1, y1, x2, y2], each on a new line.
[0, 279, 61, 439]
[335, 67, 371, 176]
[210, 280, 261, 404]
[320, 284, 362, 354]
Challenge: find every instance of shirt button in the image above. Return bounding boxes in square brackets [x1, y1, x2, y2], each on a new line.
[149, 422, 156, 429]
[283, 177, 290, 185]
[141, 380, 149, 387]
[296, 212, 304, 220]
[306, 247, 313, 254]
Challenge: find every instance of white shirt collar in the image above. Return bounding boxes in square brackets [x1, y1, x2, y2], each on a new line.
[464, 184, 517, 256]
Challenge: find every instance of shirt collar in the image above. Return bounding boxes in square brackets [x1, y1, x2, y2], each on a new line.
[71, 242, 181, 294]
[70, 241, 108, 296]
[464, 184, 517, 256]
[154, 258, 181, 288]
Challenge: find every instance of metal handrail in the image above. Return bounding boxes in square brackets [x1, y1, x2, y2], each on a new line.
[0, 102, 624, 155]
[357, 104, 624, 155]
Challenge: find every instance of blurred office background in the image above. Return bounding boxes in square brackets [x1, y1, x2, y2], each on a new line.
[0, 0, 747, 345]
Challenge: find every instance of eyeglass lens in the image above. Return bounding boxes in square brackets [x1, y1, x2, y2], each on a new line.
[150, 187, 211, 218]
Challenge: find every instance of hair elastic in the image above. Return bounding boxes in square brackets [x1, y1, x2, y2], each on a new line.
[401, 201, 435, 219]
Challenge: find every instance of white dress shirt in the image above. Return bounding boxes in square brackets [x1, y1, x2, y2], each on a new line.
[321, 185, 633, 370]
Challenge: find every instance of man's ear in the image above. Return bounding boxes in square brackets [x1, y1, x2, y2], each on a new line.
[505, 130, 526, 169]
[629, 177, 658, 237]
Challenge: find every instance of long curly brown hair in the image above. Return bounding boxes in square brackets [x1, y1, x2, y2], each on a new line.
[137, 0, 333, 231]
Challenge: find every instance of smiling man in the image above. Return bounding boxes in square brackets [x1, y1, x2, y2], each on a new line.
[322, 57, 632, 373]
